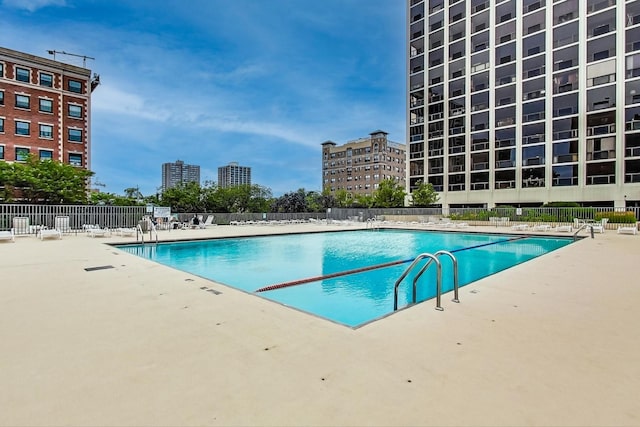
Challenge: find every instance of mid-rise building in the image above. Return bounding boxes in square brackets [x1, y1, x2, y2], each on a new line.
[407, 0, 640, 208]
[322, 130, 406, 197]
[218, 162, 251, 188]
[162, 159, 200, 191]
[0, 46, 99, 169]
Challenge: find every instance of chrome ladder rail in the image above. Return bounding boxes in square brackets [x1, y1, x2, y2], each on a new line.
[366, 218, 380, 230]
[412, 250, 460, 309]
[393, 253, 441, 311]
[573, 222, 594, 240]
[136, 224, 145, 244]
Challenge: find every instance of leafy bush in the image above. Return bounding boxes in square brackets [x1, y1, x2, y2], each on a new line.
[595, 211, 637, 224]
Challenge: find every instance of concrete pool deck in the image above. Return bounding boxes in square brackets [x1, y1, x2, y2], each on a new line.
[0, 223, 638, 426]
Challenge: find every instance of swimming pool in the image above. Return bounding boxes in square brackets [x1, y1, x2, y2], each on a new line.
[117, 229, 573, 327]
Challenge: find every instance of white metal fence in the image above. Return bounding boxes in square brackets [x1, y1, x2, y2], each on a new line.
[0, 204, 146, 232]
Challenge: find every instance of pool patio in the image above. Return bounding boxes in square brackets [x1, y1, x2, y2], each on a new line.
[1, 223, 638, 426]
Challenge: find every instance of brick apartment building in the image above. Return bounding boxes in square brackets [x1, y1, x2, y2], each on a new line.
[0, 46, 99, 170]
[322, 130, 406, 197]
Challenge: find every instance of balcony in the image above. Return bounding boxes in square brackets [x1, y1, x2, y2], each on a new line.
[523, 112, 545, 122]
[625, 146, 640, 157]
[523, 156, 544, 166]
[429, 167, 444, 174]
[495, 180, 516, 189]
[471, 142, 489, 151]
[471, 182, 489, 190]
[586, 174, 615, 185]
[587, 124, 615, 135]
[553, 176, 578, 186]
[495, 138, 515, 148]
[522, 177, 545, 187]
[410, 134, 424, 142]
[448, 183, 465, 191]
[586, 149, 615, 160]
[554, 153, 578, 163]
[625, 172, 640, 183]
[472, 162, 489, 171]
[496, 160, 516, 168]
[523, 134, 545, 144]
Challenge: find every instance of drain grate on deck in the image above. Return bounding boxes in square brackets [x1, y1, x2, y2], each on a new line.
[84, 265, 115, 272]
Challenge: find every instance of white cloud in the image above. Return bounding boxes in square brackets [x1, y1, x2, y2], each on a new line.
[2, 0, 66, 12]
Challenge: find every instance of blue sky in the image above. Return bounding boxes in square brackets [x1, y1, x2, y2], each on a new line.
[1, 0, 406, 196]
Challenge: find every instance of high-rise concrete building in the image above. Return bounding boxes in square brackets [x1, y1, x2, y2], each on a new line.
[218, 162, 251, 188]
[0, 46, 99, 170]
[162, 159, 200, 191]
[407, 0, 640, 208]
[322, 130, 406, 197]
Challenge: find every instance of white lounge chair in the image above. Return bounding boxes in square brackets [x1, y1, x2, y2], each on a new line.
[0, 230, 15, 242]
[532, 224, 551, 232]
[198, 215, 216, 228]
[114, 227, 136, 237]
[617, 225, 638, 235]
[87, 227, 111, 237]
[553, 225, 573, 232]
[37, 228, 62, 240]
[511, 224, 529, 231]
[589, 218, 609, 234]
[54, 216, 72, 234]
[12, 217, 30, 235]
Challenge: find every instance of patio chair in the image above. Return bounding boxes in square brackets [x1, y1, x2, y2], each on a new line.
[115, 227, 137, 237]
[12, 217, 30, 236]
[87, 227, 111, 238]
[198, 215, 216, 229]
[54, 216, 72, 234]
[589, 218, 609, 234]
[0, 230, 15, 242]
[617, 225, 638, 235]
[37, 228, 62, 240]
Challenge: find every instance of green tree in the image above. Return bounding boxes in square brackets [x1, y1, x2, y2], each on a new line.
[6, 156, 93, 204]
[353, 193, 374, 208]
[334, 189, 351, 208]
[372, 178, 406, 208]
[271, 188, 307, 213]
[410, 181, 439, 207]
[160, 181, 203, 212]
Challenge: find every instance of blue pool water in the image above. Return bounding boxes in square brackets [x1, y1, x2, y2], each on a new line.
[117, 230, 572, 327]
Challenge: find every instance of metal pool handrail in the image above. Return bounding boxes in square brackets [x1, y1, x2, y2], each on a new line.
[393, 253, 441, 311]
[412, 250, 460, 308]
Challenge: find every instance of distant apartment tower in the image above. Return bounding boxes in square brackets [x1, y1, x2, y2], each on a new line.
[218, 162, 251, 188]
[0, 46, 99, 169]
[322, 130, 406, 197]
[162, 159, 200, 191]
[407, 0, 640, 208]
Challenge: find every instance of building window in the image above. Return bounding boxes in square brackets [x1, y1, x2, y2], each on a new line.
[68, 104, 82, 118]
[39, 73, 53, 87]
[68, 80, 82, 93]
[0, 62, 3, 77]
[39, 98, 53, 113]
[15, 94, 30, 109]
[39, 124, 53, 139]
[0, 117, 3, 133]
[69, 153, 82, 166]
[16, 67, 30, 83]
[0, 91, 4, 105]
[15, 147, 29, 161]
[39, 150, 53, 161]
[15, 121, 30, 136]
[0, 145, 4, 160]
[68, 128, 82, 142]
